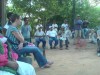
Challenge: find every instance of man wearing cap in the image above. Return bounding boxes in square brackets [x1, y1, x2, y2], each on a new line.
[46, 26, 58, 49]
[34, 27, 46, 49]
[74, 15, 83, 44]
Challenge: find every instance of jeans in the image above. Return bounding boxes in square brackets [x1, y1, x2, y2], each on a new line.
[15, 46, 47, 67]
[35, 38, 46, 48]
[82, 28, 88, 39]
[97, 39, 100, 53]
[59, 38, 69, 48]
[49, 37, 58, 47]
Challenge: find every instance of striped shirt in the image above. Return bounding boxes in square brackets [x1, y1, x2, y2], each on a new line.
[6, 25, 19, 50]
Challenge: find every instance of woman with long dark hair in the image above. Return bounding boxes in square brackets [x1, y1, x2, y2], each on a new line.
[6, 14, 53, 68]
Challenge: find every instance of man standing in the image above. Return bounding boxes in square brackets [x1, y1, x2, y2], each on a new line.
[74, 15, 83, 44]
[21, 17, 32, 42]
[46, 26, 58, 49]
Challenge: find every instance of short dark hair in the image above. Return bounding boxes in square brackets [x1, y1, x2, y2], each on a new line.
[7, 12, 13, 19]
[24, 17, 28, 21]
[10, 14, 20, 23]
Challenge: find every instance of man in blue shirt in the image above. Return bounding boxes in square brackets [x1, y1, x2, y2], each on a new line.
[21, 17, 32, 42]
[74, 15, 83, 44]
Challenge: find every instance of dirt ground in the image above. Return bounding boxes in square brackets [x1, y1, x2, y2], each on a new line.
[32, 40, 100, 75]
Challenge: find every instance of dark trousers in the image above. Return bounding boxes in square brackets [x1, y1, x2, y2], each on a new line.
[35, 38, 46, 48]
[49, 37, 58, 47]
[97, 39, 100, 53]
[59, 38, 69, 48]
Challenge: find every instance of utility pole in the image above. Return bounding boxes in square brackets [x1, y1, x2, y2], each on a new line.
[0, 0, 6, 26]
[72, 0, 76, 29]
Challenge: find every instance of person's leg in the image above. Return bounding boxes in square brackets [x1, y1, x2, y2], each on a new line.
[18, 46, 48, 67]
[59, 39, 63, 49]
[97, 39, 100, 53]
[82, 29, 85, 39]
[17, 61, 36, 75]
[35, 38, 40, 47]
[40, 38, 46, 49]
[53, 37, 58, 48]
[65, 38, 69, 49]
[49, 37, 53, 49]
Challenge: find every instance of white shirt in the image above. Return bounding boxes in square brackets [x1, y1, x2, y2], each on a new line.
[52, 24, 58, 32]
[59, 30, 72, 40]
[61, 23, 69, 30]
[35, 30, 45, 36]
[4, 23, 9, 29]
[46, 30, 57, 37]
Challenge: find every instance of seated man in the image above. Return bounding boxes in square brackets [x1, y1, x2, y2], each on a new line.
[89, 29, 97, 44]
[97, 28, 100, 56]
[34, 27, 46, 49]
[46, 26, 58, 49]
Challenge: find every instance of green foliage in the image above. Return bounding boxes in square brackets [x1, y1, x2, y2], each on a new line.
[6, 0, 100, 29]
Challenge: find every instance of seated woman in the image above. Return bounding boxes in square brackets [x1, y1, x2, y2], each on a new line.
[6, 14, 53, 68]
[0, 35, 36, 75]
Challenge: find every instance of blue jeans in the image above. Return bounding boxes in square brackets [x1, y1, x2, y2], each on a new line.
[15, 46, 47, 67]
[59, 38, 69, 48]
[35, 38, 46, 48]
[49, 37, 58, 47]
[82, 28, 88, 39]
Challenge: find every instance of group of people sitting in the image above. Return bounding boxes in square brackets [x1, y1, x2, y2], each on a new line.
[0, 12, 53, 75]
[34, 19, 71, 50]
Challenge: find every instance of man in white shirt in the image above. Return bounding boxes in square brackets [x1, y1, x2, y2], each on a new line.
[61, 19, 69, 31]
[52, 21, 58, 32]
[34, 27, 46, 49]
[46, 26, 58, 49]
